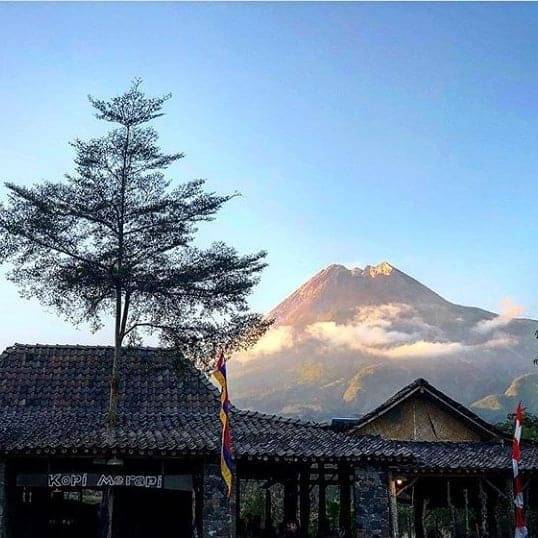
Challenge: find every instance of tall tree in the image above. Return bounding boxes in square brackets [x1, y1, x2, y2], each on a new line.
[0, 80, 268, 425]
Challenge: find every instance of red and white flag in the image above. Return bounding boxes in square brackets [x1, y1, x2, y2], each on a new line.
[513, 402, 528, 538]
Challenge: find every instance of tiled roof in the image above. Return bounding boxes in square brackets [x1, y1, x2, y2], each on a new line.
[0, 344, 412, 462]
[350, 378, 505, 441]
[391, 440, 538, 473]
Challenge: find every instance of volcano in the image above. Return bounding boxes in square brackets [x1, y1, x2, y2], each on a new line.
[229, 262, 537, 421]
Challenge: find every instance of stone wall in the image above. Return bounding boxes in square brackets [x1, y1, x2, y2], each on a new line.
[353, 465, 392, 538]
[201, 464, 234, 538]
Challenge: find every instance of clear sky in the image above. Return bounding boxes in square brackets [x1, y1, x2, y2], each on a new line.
[0, 2, 537, 349]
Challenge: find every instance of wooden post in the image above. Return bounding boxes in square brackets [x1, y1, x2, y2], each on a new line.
[264, 487, 273, 533]
[506, 478, 515, 536]
[339, 465, 351, 537]
[192, 470, 204, 538]
[413, 484, 427, 538]
[447, 480, 456, 537]
[388, 473, 399, 538]
[300, 467, 311, 538]
[318, 464, 327, 536]
[284, 476, 298, 523]
[463, 487, 469, 537]
[486, 484, 500, 538]
[478, 479, 488, 537]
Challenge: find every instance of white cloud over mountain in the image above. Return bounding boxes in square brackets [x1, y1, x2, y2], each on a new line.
[237, 300, 519, 363]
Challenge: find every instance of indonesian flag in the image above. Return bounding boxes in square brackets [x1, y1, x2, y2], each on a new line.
[513, 402, 528, 538]
[213, 349, 233, 497]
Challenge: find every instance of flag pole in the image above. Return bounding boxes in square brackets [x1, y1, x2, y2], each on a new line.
[512, 401, 528, 538]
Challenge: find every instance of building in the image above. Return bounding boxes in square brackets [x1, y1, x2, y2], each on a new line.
[0, 344, 536, 537]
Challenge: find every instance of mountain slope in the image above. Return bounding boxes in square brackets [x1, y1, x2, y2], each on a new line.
[230, 262, 537, 421]
[472, 373, 538, 422]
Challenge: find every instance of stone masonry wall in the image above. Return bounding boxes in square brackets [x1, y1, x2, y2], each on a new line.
[353, 465, 392, 538]
[202, 464, 234, 538]
[0, 462, 6, 538]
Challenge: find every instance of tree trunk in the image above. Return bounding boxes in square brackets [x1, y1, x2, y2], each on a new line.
[108, 331, 121, 427]
[106, 291, 123, 538]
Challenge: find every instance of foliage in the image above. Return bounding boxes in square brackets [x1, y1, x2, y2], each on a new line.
[0, 80, 270, 424]
[496, 412, 538, 441]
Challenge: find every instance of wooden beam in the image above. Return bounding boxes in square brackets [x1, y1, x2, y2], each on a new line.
[396, 477, 418, 498]
[484, 478, 508, 501]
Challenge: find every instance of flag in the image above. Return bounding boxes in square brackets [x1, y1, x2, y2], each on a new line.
[213, 349, 233, 497]
[512, 402, 528, 538]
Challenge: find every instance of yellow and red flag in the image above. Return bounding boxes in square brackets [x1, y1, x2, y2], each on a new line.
[213, 349, 233, 496]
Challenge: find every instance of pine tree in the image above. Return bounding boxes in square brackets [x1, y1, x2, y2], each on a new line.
[0, 79, 269, 426]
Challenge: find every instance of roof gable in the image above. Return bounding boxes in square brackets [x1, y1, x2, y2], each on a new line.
[350, 378, 504, 441]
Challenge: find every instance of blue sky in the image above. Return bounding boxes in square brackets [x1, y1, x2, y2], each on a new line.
[0, 2, 537, 349]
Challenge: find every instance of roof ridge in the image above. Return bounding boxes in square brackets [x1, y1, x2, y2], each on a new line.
[11, 343, 168, 351]
[230, 405, 331, 429]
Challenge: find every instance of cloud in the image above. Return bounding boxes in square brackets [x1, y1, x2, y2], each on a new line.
[478, 333, 518, 349]
[236, 301, 520, 364]
[306, 320, 412, 349]
[304, 303, 439, 351]
[380, 340, 465, 359]
[251, 325, 295, 354]
[473, 298, 524, 334]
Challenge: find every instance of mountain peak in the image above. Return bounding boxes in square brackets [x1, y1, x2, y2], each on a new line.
[268, 260, 448, 326]
[362, 261, 394, 278]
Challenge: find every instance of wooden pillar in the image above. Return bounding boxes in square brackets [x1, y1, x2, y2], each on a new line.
[318, 464, 327, 536]
[486, 483, 499, 538]
[413, 485, 426, 538]
[299, 467, 310, 538]
[388, 473, 399, 538]
[447, 480, 456, 537]
[284, 475, 298, 523]
[478, 479, 488, 537]
[192, 470, 204, 538]
[264, 487, 273, 533]
[506, 478, 515, 536]
[99, 488, 115, 538]
[339, 465, 351, 537]
[463, 488, 464, 536]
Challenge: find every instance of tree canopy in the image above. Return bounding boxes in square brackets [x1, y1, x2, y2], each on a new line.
[0, 80, 269, 423]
